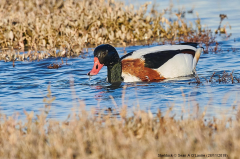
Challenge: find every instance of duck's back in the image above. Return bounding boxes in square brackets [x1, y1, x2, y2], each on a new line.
[121, 44, 202, 82]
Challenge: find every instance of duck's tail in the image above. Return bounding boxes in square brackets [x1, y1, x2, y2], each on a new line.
[192, 47, 203, 72]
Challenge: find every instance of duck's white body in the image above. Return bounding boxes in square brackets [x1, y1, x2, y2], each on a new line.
[121, 45, 202, 82]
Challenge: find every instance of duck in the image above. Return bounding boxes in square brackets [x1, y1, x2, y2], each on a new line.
[87, 43, 202, 83]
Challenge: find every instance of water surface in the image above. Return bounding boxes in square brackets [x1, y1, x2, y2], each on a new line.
[0, 0, 240, 120]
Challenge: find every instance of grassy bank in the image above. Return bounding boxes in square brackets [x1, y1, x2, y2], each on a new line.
[0, 0, 216, 61]
[0, 104, 239, 158]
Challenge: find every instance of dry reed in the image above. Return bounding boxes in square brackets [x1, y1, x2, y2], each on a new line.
[0, 86, 239, 159]
[0, 0, 225, 62]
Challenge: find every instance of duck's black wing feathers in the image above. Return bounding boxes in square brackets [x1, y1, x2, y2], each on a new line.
[143, 49, 195, 69]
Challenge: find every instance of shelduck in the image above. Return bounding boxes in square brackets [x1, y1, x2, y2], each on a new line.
[87, 43, 202, 83]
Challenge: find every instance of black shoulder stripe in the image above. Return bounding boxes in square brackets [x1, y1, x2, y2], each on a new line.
[143, 49, 195, 69]
[143, 50, 180, 69]
[120, 51, 134, 60]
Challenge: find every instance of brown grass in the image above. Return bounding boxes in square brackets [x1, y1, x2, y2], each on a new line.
[0, 86, 239, 159]
[0, 0, 228, 62]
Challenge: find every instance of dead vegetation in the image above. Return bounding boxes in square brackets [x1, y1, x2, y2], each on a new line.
[0, 86, 240, 159]
[47, 58, 65, 69]
[47, 63, 62, 69]
[215, 14, 228, 34]
[190, 71, 240, 85]
[0, 0, 231, 62]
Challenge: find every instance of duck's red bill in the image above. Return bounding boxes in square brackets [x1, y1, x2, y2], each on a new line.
[87, 57, 104, 76]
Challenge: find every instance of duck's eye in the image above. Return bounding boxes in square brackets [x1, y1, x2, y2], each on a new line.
[103, 51, 107, 56]
[103, 50, 108, 56]
[96, 64, 98, 69]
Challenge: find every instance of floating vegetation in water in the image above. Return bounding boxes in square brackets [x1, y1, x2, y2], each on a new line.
[190, 71, 240, 85]
[47, 63, 62, 69]
[47, 58, 65, 69]
[0, 0, 229, 61]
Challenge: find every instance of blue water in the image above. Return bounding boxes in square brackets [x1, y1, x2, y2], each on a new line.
[0, 0, 240, 120]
